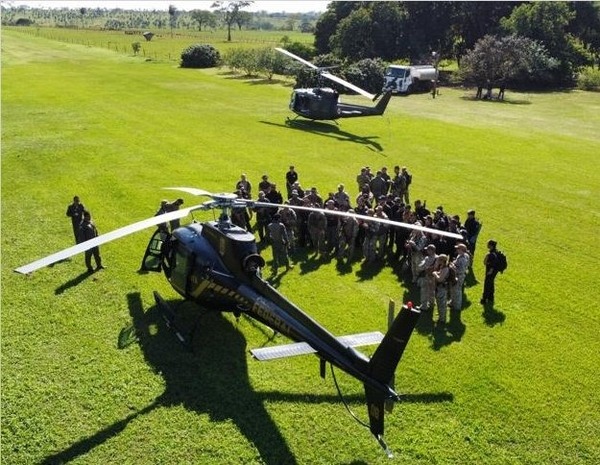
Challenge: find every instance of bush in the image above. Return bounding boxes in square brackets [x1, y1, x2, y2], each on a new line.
[577, 67, 600, 91]
[343, 58, 386, 94]
[180, 44, 220, 69]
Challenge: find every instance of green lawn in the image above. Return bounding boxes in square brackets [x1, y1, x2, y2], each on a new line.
[2, 29, 599, 465]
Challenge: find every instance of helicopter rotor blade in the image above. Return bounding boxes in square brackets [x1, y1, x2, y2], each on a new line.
[163, 187, 214, 197]
[246, 200, 464, 241]
[275, 47, 319, 70]
[321, 72, 376, 100]
[14, 204, 205, 275]
[275, 47, 376, 101]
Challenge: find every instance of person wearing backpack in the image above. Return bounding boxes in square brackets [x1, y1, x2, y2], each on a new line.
[481, 239, 501, 305]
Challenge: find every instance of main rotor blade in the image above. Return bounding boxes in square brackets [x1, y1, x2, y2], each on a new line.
[275, 47, 319, 70]
[14, 204, 205, 275]
[321, 72, 376, 100]
[163, 187, 213, 197]
[249, 201, 464, 240]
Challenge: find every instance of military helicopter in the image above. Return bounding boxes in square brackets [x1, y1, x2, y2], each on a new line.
[275, 48, 392, 122]
[15, 188, 463, 456]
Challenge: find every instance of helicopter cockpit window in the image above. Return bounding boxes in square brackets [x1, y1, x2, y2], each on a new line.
[169, 248, 191, 294]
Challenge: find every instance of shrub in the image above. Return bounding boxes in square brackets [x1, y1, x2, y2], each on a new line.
[577, 67, 600, 91]
[180, 44, 220, 69]
[343, 58, 386, 94]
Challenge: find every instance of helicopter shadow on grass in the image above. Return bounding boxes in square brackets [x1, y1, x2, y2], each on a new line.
[42, 292, 374, 465]
[259, 120, 385, 153]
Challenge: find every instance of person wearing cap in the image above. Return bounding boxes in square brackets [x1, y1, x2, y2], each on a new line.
[285, 166, 298, 199]
[405, 227, 427, 283]
[369, 170, 387, 199]
[235, 173, 252, 199]
[307, 202, 326, 256]
[305, 186, 323, 208]
[66, 195, 86, 244]
[253, 191, 271, 243]
[450, 243, 470, 312]
[481, 239, 499, 305]
[432, 254, 450, 324]
[278, 203, 297, 252]
[417, 243, 437, 310]
[333, 184, 351, 211]
[267, 214, 293, 274]
[356, 167, 370, 192]
[323, 200, 340, 256]
[338, 209, 359, 261]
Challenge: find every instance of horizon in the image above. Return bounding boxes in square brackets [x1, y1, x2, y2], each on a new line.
[3, 1, 331, 13]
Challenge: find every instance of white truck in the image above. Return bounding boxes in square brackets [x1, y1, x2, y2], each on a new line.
[383, 65, 438, 94]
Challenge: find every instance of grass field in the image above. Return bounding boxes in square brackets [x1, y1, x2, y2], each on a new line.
[2, 29, 600, 465]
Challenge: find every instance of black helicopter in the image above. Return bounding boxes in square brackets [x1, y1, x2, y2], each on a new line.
[15, 188, 463, 455]
[276, 48, 392, 122]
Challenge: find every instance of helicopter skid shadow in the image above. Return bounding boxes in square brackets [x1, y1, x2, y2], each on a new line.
[260, 120, 385, 153]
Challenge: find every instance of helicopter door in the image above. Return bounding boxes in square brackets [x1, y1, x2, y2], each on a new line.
[140, 229, 169, 273]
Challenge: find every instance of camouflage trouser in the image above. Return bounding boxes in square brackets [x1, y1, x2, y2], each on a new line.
[411, 252, 423, 282]
[450, 275, 465, 311]
[419, 275, 435, 310]
[375, 234, 387, 259]
[338, 235, 356, 260]
[271, 243, 290, 270]
[309, 227, 325, 254]
[435, 285, 448, 322]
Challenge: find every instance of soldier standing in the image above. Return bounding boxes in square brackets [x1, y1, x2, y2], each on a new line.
[66, 196, 86, 244]
[79, 211, 104, 273]
[267, 214, 293, 273]
[450, 243, 470, 312]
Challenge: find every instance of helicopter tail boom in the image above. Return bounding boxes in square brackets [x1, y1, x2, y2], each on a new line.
[364, 303, 421, 447]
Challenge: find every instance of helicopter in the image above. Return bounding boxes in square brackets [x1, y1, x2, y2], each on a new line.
[15, 188, 463, 456]
[275, 48, 392, 122]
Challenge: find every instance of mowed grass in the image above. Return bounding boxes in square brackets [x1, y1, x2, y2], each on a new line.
[2, 29, 599, 465]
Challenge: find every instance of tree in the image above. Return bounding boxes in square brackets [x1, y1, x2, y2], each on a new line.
[501, 2, 587, 82]
[168, 4, 177, 38]
[329, 8, 375, 60]
[211, 1, 253, 42]
[313, 2, 364, 55]
[190, 10, 216, 31]
[459, 34, 559, 90]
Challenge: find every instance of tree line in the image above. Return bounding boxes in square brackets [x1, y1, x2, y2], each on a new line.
[314, 1, 600, 87]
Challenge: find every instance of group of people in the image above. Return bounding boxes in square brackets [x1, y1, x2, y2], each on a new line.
[66, 195, 104, 273]
[230, 165, 503, 320]
[65, 165, 504, 316]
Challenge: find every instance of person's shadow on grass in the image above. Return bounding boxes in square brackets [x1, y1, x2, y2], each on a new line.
[482, 301, 506, 326]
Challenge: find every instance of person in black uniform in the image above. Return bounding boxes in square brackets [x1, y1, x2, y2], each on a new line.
[481, 239, 498, 305]
[66, 196, 85, 243]
[79, 211, 104, 273]
[285, 166, 298, 199]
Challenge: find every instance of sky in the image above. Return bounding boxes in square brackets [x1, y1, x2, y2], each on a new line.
[3, 1, 331, 13]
